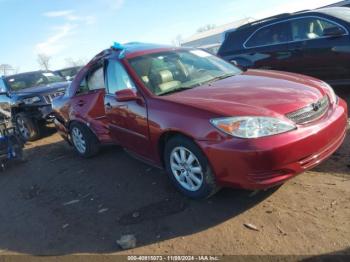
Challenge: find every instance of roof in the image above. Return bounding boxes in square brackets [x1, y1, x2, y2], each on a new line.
[321, 0, 350, 7]
[86, 42, 178, 64]
[117, 42, 172, 54]
[234, 7, 347, 32]
[182, 18, 255, 45]
[316, 6, 350, 14]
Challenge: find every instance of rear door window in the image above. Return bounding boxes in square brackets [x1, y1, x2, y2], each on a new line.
[245, 21, 292, 48]
[76, 67, 105, 94]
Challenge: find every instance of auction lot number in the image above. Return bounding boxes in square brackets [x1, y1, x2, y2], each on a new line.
[128, 256, 220, 261]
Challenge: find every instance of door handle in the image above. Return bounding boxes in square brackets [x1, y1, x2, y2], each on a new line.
[77, 100, 85, 107]
[105, 102, 112, 110]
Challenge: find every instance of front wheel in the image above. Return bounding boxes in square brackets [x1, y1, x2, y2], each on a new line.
[70, 123, 99, 158]
[15, 113, 40, 141]
[164, 136, 219, 199]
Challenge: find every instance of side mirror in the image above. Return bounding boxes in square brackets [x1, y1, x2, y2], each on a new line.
[323, 27, 345, 38]
[230, 59, 247, 71]
[115, 89, 138, 102]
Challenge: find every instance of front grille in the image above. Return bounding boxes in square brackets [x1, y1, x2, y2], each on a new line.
[45, 91, 65, 103]
[286, 96, 329, 124]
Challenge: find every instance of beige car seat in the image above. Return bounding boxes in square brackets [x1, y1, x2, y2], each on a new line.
[157, 70, 181, 92]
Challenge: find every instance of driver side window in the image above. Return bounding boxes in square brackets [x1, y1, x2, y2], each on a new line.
[106, 60, 136, 94]
[291, 17, 345, 41]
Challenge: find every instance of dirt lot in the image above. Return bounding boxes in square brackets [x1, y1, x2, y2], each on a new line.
[0, 87, 349, 257]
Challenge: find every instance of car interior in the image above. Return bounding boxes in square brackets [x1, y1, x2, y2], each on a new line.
[130, 55, 189, 94]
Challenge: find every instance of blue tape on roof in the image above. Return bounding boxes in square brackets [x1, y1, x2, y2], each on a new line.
[112, 42, 124, 50]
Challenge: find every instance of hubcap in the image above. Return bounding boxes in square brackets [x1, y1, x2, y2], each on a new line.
[71, 127, 86, 154]
[170, 146, 204, 192]
[17, 118, 30, 139]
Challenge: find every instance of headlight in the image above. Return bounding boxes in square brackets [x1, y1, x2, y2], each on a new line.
[210, 117, 296, 138]
[320, 82, 338, 104]
[22, 96, 41, 104]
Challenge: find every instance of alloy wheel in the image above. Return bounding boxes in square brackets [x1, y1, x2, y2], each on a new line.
[17, 118, 30, 140]
[170, 146, 204, 192]
[71, 127, 87, 154]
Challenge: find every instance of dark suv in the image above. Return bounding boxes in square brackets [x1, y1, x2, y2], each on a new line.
[0, 71, 69, 141]
[218, 7, 350, 86]
[55, 66, 82, 81]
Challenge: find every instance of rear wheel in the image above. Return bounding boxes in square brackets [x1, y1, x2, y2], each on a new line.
[15, 113, 40, 141]
[164, 136, 219, 199]
[70, 122, 99, 158]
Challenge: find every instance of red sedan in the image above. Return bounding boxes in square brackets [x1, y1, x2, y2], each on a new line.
[52, 43, 347, 199]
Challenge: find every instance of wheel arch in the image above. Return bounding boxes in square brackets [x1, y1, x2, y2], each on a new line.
[68, 119, 100, 143]
[157, 130, 200, 167]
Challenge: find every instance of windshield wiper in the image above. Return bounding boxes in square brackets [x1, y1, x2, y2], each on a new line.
[181, 73, 236, 89]
[158, 87, 193, 96]
[205, 73, 236, 85]
[159, 73, 236, 96]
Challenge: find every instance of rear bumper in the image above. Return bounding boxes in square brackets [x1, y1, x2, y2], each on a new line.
[198, 99, 348, 190]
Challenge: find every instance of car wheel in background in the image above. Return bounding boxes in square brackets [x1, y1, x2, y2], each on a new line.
[164, 135, 219, 199]
[15, 113, 40, 142]
[70, 122, 99, 158]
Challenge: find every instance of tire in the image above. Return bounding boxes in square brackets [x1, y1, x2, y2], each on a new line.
[70, 122, 99, 158]
[15, 113, 40, 141]
[164, 135, 219, 199]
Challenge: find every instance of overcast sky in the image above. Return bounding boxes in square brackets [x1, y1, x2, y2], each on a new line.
[0, 0, 339, 72]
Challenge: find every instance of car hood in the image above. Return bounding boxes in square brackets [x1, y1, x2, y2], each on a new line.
[13, 81, 70, 96]
[161, 70, 327, 118]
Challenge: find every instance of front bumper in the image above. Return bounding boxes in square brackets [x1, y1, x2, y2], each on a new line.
[198, 99, 348, 190]
[21, 104, 55, 122]
[38, 105, 55, 120]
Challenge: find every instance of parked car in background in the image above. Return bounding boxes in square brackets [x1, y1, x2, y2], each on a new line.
[218, 7, 350, 86]
[55, 66, 82, 81]
[52, 43, 347, 199]
[0, 71, 69, 141]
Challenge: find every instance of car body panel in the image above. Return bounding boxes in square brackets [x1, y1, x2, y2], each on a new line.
[104, 92, 151, 158]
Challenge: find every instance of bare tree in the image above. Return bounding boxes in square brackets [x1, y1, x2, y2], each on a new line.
[172, 34, 183, 47]
[197, 24, 216, 33]
[37, 53, 51, 71]
[0, 64, 16, 76]
[65, 57, 87, 67]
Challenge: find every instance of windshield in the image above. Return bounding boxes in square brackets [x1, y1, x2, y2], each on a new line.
[128, 49, 242, 96]
[5, 71, 65, 91]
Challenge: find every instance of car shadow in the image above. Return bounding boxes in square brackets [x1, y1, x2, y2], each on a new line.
[334, 85, 350, 117]
[39, 124, 57, 139]
[301, 247, 350, 261]
[312, 121, 350, 178]
[0, 140, 278, 255]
